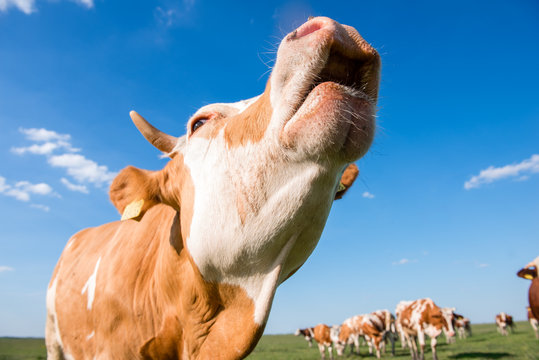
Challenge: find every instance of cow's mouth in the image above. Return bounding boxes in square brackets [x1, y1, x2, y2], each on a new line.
[291, 42, 379, 121]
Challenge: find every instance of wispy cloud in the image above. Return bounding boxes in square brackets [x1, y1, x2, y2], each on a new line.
[73, 0, 93, 9]
[49, 154, 116, 187]
[30, 204, 50, 212]
[155, 0, 196, 27]
[477, 263, 489, 268]
[0, 176, 56, 202]
[61, 177, 89, 194]
[392, 258, 417, 266]
[0, 0, 94, 14]
[12, 127, 117, 191]
[362, 191, 375, 199]
[464, 154, 539, 190]
[0, 266, 14, 273]
[0, 0, 36, 14]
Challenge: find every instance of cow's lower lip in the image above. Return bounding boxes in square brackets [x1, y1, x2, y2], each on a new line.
[292, 81, 373, 120]
[281, 81, 375, 158]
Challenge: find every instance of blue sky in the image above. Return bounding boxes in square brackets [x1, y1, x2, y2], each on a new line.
[0, 0, 538, 337]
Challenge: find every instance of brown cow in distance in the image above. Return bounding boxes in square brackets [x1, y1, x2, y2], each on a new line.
[45, 16, 380, 360]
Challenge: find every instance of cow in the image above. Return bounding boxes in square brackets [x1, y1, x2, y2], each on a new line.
[440, 308, 456, 344]
[295, 327, 315, 347]
[312, 324, 340, 360]
[526, 307, 539, 339]
[453, 313, 472, 339]
[396, 298, 455, 360]
[44, 16, 380, 360]
[334, 313, 385, 358]
[371, 309, 397, 356]
[495, 312, 514, 336]
[517, 255, 539, 324]
[395, 300, 413, 349]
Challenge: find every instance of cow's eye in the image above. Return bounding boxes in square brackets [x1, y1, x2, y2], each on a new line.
[191, 118, 207, 133]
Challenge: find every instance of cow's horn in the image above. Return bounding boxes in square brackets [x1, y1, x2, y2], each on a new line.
[130, 111, 178, 154]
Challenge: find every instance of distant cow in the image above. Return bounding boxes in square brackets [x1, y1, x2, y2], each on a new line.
[495, 312, 514, 336]
[441, 307, 457, 344]
[335, 314, 385, 358]
[453, 313, 472, 339]
[295, 327, 315, 347]
[312, 324, 340, 360]
[527, 307, 538, 339]
[395, 300, 413, 349]
[371, 309, 397, 356]
[45, 16, 380, 360]
[517, 255, 539, 324]
[396, 298, 455, 360]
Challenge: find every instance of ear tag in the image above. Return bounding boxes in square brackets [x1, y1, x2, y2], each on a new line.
[524, 274, 533, 280]
[121, 199, 144, 221]
[337, 182, 347, 192]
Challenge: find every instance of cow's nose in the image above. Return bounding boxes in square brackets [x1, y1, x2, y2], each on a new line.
[287, 16, 335, 41]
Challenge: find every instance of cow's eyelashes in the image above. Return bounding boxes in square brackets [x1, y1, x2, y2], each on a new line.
[191, 118, 207, 133]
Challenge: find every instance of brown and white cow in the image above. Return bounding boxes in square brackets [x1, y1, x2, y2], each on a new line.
[371, 309, 397, 356]
[395, 300, 413, 349]
[517, 255, 539, 326]
[45, 16, 380, 360]
[526, 307, 538, 339]
[312, 324, 340, 360]
[396, 298, 455, 360]
[453, 313, 471, 339]
[334, 313, 385, 358]
[495, 312, 514, 336]
[295, 327, 315, 347]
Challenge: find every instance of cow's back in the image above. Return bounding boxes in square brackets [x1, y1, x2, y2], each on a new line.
[46, 205, 179, 359]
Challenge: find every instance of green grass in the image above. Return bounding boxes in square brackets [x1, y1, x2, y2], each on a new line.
[247, 322, 539, 360]
[0, 338, 46, 360]
[0, 322, 537, 359]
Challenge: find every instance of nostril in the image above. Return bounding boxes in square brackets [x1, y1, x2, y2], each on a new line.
[288, 18, 328, 41]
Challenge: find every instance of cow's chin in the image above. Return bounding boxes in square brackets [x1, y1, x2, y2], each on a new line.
[280, 81, 375, 163]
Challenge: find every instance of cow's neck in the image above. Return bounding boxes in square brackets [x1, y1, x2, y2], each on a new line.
[142, 211, 295, 359]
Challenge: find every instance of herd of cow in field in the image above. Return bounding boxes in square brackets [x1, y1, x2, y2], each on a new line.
[295, 256, 539, 360]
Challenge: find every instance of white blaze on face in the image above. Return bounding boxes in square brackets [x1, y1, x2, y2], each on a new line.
[81, 257, 101, 310]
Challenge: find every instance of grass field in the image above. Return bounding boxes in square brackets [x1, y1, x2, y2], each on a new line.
[0, 322, 537, 359]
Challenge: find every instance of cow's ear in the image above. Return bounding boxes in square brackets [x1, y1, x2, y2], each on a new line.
[109, 166, 163, 221]
[334, 163, 359, 200]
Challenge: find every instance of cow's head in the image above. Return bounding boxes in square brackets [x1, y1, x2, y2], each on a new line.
[109, 17, 379, 326]
[438, 307, 456, 338]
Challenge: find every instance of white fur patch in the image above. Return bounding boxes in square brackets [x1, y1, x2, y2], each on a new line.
[81, 257, 101, 310]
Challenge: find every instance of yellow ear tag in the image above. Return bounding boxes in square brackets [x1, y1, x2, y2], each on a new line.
[121, 199, 144, 221]
[524, 274, 534, 280]
[337, 182, 347, 192]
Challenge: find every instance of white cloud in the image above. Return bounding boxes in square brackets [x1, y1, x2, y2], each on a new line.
[392, 258, 417, 265]
[73, 0, 93, 8]
[30, 204, 50, 212]
[0, 177, 55, 202]
[11, 141, 79, 155]
[19, 128, 70, 142]
[12, 127, 117, 191]
[0, 0, 94, 14]
[48, 154, 116, 186]
[155, 0, 196, 27]
[0, 266, 14, 273]
[0, 176, 9, 192]
[362, 191, 375, 199]
[477, 263, 489, 268]
[61, 177, 89, 194]
[465, 154, 539, 190]
[0, 0, 35, 14]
